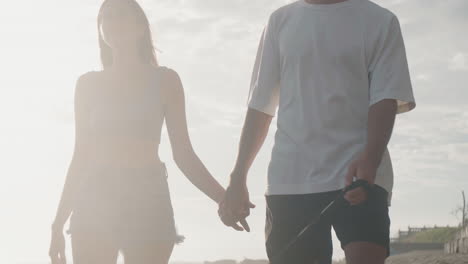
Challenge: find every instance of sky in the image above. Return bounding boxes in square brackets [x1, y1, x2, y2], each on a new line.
[0, 0, 467, 263]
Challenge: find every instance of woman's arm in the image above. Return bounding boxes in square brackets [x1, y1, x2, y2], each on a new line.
[162, 68, 225, 204]
[51, 74, 93, 231]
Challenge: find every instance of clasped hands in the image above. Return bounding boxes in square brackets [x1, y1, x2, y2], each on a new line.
[217, 180, 256, 232]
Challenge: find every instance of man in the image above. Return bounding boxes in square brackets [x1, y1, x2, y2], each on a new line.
[218, 0, 416, 263]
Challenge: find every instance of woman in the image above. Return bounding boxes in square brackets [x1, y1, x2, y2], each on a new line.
[48, 0, 225, 263]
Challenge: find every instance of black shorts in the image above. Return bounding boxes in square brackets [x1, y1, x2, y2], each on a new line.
[68, 163, 182, 248]
[265, 184, 390, 264]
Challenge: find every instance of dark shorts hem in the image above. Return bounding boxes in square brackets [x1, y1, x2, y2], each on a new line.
[265, 184, 391, 264]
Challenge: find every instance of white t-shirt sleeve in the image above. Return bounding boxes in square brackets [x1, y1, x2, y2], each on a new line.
[368, 15, 416, 114]
[247, 14, 281, 117]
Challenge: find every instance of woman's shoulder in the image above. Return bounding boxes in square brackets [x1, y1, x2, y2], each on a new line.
[76, 70, 105, 87]
[74, 71, 106, 101]
[153, 65, 179, 79]
[152, 65, 182, 92]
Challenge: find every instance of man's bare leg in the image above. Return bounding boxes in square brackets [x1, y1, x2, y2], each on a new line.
[344, 241, 387, 264]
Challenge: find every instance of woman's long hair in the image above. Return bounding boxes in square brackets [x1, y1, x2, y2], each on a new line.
[97, 0, 158, 69]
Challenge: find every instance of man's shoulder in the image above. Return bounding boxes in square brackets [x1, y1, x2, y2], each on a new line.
[358, 0, 397, 23]
[269, 1, 301, 22]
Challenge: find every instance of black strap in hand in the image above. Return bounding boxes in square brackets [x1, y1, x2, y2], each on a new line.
[343, 179, 372, 195]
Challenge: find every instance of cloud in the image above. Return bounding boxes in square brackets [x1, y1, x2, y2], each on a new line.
[449, 52, 468, 71]
[139, 0, 468, 115]
[372, 0, 467, 107]
[390, 105, 468, 188]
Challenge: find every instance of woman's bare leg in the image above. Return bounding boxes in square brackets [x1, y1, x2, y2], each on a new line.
[122, 241, 174, 264]
[71, 230, 120, 264]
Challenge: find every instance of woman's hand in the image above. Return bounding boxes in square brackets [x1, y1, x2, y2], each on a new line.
[218, 179, 256, 232]
[49, 224, 67, 264]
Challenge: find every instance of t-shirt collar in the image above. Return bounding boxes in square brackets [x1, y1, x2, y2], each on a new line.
[298, 0, 358, 10]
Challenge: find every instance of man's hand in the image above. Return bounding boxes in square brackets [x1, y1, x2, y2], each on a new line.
[218, 179, 256, 232]
[344, 100, 397, 205]
[344, 150, 379, 206]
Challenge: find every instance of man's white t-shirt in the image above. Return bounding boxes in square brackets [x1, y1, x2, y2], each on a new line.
[248, 0, 416, 205]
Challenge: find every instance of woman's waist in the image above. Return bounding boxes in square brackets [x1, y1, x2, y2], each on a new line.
[91, 135, 160, 150]
[88, 144, 164, 168]
[76, 163, 170, 200]
[87, 158, 166, 171]
[84, 159, 168, 177]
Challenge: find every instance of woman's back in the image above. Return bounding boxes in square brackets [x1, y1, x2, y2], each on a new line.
[82, 65, 167, 168]
[50, 2, 225, 263]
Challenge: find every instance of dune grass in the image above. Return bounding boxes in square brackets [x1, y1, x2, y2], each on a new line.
[399, 227, 461, 243]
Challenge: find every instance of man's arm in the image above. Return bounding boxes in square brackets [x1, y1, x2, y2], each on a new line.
[344, 99, 397, 205]
[365, 99, 398, 166]
[219, 108, 273, 231]
[219, 12, 280, 231]
[231, 108, 273, 185]
[345, 15, 415, 205]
